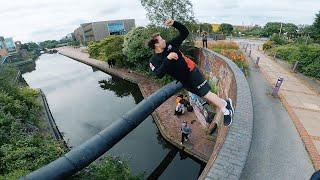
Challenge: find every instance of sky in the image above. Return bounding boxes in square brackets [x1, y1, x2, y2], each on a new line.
[0, 0, 319, 43]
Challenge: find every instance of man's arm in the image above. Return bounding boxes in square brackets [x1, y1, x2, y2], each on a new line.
[167, 21, 189, 48]
[149, 52, 178, 78]
[149, 58, 169, 78]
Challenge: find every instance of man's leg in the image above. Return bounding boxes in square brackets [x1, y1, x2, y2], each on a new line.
[181, 133, 185, 144]
[203, 91, 225, 109]
[187, 67, 234, 126]
[203, 91, 234, 126]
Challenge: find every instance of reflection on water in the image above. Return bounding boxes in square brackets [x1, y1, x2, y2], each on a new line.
[22, 54, 204, 180]
[98, 76, 143, 104]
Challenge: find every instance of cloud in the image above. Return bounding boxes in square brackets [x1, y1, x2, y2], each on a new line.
[0, 0, 319, 42]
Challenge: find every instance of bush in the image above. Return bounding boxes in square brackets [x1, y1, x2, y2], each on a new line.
[270, 34, 289, 45]
[123, 25, 177, 72]
[270, 43, 320, 78]
[72, 156, 144, 180]
[87, 36, 126, 67]
[122, 27, 153, 71]
[294, 36, 314, 44]
[88, 41, 103, 59]
[263, 40, 274, 50]
[0, 65, 67, 178]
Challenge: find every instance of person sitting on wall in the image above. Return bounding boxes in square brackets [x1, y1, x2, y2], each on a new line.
[174, 101, 185, 116]
[176, 94, 183, 105]
[180, 95, 193, 112]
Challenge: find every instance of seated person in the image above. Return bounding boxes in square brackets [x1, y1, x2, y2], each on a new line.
[175, 102, 185, 116]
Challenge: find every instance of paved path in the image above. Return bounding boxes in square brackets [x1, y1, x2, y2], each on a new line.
[236, 39, 317, 179]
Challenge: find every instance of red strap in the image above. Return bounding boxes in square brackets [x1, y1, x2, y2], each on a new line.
[180, 51, 195, 71]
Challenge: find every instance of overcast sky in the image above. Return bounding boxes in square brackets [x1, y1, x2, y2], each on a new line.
[0, 0, 319, 43]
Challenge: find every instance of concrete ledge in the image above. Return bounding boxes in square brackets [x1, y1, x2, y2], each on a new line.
[38, 89, 69, 149]
[198, 48, 253, 180]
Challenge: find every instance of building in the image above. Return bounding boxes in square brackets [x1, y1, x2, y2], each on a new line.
[4, 38, 16, 53]
[74, 19, 135, 44]
[74, 26, 85, 45]
[0, 36, 8, 57]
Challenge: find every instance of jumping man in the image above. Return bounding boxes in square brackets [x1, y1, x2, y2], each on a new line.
[147, 19, 234, 126]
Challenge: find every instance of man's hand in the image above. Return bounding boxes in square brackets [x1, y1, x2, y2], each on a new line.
[164, 19, 174, 26]
[167, 52, 178, 60]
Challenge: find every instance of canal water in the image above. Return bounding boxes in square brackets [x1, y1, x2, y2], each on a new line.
[22, 54, 204, 180]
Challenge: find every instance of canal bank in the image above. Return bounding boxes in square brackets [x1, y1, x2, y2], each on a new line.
[57, 46, 254, 180]
[57, 47, 215, 163]
[22, 53, 204, 179]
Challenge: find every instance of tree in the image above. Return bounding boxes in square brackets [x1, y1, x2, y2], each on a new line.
[220, 23, 233, 35]
[39, 40, 59, 49]
[263, 22, 282, 36]
[140, 0, 195, 25]
[312, 11, 320, 42]
[20, 42, 39, 52]
[200, 23, 213, 33]
[283, 23, 298, 38]
[244, 26, 264, 37]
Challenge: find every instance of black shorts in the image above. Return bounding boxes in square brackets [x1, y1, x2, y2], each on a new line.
[183, 67, 211, 97]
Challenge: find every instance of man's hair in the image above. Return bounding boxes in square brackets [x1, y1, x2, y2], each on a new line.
[146, 33, 160, 50]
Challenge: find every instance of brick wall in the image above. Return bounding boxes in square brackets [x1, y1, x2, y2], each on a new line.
[196, 48, 253, 180]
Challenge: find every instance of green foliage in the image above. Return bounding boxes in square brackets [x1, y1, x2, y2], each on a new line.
[220, 23, 233, 35]
[123, 27, 153, 70]
[88, 41, 103, 59]
[270, 43, 320, 78]
[199, 23, 213, 33]
[88, 36, 125, 66]
[270, 34, 289, 45]
[283, 23, 298, 38]
[242, 26, 264, 37]
[263, 22, 282, 36]
[294, 36, 314, 44]
[311, 11, 320, 43]
[72, 156, 144, 180]
[20, 42, 39, 52]
[102, 36, 125, 66]
[0, 65, 66, 178]
[208, 80, 218, 94]
[140, 0, 195, 25]
[39, 40, 59, 49]
[68, 41, 80, 47]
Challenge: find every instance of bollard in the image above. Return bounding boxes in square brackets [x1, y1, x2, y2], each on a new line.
[249, 50, 251, 57]
[255, 57, 260, 67]
[273, 53, 276, 60]
[272, 77, 284, 96]
[292, 61, 299, 72]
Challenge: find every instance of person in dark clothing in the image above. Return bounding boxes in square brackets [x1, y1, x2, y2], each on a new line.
[201, 31, 208, 48]
[147, 19, 234, 126]
[107, 59, 112, 68]
[180, 121, 192, 144]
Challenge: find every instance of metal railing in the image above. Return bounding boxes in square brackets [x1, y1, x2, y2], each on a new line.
[22, 81, 183, 180]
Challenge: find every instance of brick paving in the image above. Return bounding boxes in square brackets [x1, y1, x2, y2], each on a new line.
[57, 46, 215, 162]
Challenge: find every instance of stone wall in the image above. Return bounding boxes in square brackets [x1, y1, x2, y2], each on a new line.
[196, 48, 253, 180]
